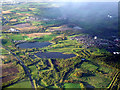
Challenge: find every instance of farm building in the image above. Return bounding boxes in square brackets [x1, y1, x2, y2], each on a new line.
[8, 28, 20, 32]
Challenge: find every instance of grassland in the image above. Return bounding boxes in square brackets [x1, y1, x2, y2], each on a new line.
[0, 47, 9, 55]
[29, 65, 39, 79]
[64, 83, 81, 88]
[32, 34, 58, 42]
[25, 33, 52, 38]
[6, 80, 32, 88]
[8, 34, 28, 41]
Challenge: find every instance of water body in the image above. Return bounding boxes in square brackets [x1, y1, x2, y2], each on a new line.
[35, 52, 76, 59]
[17, 42, 52, 48]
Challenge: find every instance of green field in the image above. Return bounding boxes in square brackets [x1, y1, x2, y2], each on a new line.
[1, 48, 9, 55]
[64, 83, 81, 88]
[6, 80, 32, 88]
[8, 34, 28, 41]
[29, 65, 39, 80]
[32, 34, 57, 42]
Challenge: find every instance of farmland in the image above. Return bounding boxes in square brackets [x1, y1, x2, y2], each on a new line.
[1, 1, 120, 89]
[25, 33, 52, 38]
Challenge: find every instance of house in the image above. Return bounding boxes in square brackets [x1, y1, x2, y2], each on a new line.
[108, 15, 112, 18]
[114, 38, 120, 42]
[94, 36, 97, 40]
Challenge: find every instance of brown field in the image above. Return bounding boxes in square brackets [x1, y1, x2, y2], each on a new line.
[2, 11, 12, 14]
[25, 33, 52, 38]
[25, 13, 31, 16]
[1, 62, 13, 69]
[16, 26, 38, 31]
[16, 13, 32, 16]
[2, 75, 17, 83]
[47, 25, 73, 32]
[1, 55, 17, 61]
[2, 25, 11, 30]
[10, 19, 17, 22]
[0, 55, 7, 59]
[1, 62, 20, 84]
[2, 67, 19, 76]
[1, 55, 18, 69]
[56, 34, 64, 38]
[14, 23, 31, 28]
[16, 13, 25, 16]
[29, 8, 36, 11]
[0, 62, 18, 77]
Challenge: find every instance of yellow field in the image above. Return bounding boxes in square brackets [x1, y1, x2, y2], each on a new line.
[46, 25, 72, 32]
[16, 26, 38, 31]
[29, 8, 36, 11]
[2, 11, 12, 14]
[25, 33, 52, 38]
[16, 13, 32, 16]
[10, 19, 17, 22]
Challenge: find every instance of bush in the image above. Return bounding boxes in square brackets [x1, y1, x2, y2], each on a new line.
[74, 72, 83, 77]
[1, 39, 7, 45]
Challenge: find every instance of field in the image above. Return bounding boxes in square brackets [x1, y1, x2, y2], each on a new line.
[13, 23, 31, 28]
[8, 34, 28, 41]
[25, 33, 52, 38]
[64, 83, 81, 88]
[46, 25, 73, 32]
[2, 61, 25, 87]
[46, 39, 82, 54]
[2, 10, 12, 14]
[2, 66, 19, 76]
[1, 2, 119, 89]
[6, 80, 32, 88]
[69, 60, 116, 88]
[0, 48, 9, 55]
[16, 26, 38, 31]
[32, 34, 58, 42]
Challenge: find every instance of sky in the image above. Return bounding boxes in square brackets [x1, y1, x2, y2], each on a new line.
[1, 0, 119, 2]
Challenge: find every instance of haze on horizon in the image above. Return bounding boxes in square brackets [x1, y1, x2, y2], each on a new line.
[1, 0, 119, 2]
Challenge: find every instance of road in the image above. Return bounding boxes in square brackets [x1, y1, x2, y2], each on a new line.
[3, 46, 35, 89]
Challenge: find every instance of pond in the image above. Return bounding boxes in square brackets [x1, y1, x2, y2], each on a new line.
[17, 42, 52, 48]
[35, 52, 76, 59]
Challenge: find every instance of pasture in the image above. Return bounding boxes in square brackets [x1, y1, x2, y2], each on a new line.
[25, 33, 52, 38]
[7, 80, 32, 88]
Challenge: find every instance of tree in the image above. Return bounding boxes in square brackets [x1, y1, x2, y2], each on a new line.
[1, 39, 7, 45]
[74, 72, 83, 77]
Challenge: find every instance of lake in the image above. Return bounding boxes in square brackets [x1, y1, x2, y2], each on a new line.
[17, 42, 52, 48]
[35, 52, 76, 59]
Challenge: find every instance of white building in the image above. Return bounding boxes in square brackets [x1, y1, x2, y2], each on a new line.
[108, 15, 112, 18]
[8, 28, 20, 32]
[94, 36, 97, 40]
